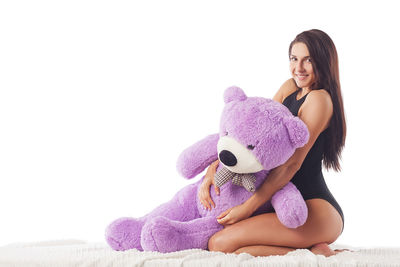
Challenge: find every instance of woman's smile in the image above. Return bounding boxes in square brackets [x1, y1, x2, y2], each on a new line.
[295, 73, 309, 81]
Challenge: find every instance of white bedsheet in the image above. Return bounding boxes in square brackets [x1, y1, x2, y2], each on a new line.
[1, 240, 399, 267]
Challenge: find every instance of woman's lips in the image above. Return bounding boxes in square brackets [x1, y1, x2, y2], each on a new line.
[296, 74, 309, 81]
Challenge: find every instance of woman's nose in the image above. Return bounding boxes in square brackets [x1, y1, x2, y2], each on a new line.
[296, 61, 305, 72]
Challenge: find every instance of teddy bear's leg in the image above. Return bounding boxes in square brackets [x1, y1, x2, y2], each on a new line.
[105, 182, 200, 251]
[105, 217, 146, 251]
[140, 216, 223, 253]
[271, 182, 308, 228]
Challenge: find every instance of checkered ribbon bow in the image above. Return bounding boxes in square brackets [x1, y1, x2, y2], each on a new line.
[214, 167, 257, 192]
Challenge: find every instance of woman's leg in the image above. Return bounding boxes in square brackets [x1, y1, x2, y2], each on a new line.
[208, 199, 343, 256]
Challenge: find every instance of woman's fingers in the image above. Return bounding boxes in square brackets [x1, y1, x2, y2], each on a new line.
[199, 186, 215, 210]
[208, 196, 216, 209]
[203, 195, 215, 210]
[217, 208, 232, 220]
[214, 185, 220, 196]
[217, 215, 231, 225]
[200, 193, 211, 210]
[200, 199, 210, 210]
[216, 204, 249, 226]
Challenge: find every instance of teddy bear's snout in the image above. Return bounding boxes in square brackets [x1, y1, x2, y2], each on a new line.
[219, 150, 237, 167]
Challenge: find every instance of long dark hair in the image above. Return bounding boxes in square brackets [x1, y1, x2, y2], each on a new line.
[289, 29, 346, 171]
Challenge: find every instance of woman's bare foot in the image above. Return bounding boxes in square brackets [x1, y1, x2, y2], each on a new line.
[310, 243, 338, 257]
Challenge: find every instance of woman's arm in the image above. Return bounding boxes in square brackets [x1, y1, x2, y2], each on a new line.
[217, 89, 333, 225]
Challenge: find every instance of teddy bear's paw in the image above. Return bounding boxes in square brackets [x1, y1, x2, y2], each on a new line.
[271, 183, 308, 228]
[141, 216, 187, 253]
[105, 217, 144, 251]
[277, 208, 308, 228]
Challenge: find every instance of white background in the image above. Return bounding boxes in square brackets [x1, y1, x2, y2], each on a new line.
[1, 0, 399, 248]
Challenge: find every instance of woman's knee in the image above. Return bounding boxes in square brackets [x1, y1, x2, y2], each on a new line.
[208, 231, 236, 253]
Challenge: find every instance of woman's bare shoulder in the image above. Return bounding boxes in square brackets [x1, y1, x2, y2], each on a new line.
[273, 78, 298, 103]
[299, 89, 333, 129]
[307, 89, 332, 107]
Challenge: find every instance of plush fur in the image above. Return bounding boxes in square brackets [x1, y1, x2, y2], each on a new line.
[105, 86, 310, 253]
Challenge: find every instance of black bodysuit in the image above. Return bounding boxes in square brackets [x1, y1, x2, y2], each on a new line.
[282, 89, 344, 226]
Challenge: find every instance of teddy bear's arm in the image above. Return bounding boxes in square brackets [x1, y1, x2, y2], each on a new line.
[176, 133, 219, 179]
[271, 182, 308, 228]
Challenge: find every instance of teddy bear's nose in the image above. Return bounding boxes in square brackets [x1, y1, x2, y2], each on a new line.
[219, 150, 237, 167]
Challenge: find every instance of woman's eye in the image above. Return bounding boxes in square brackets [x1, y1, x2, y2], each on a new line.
[247, 145, 255, 150]
[306, 58, 312, 63]
[290, 57, 297, 61]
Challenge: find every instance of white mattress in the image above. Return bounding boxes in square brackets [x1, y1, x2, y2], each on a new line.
[0, 240, 399, 267]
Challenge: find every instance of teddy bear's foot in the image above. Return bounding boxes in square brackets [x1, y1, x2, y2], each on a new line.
[141, 216, 223, 253]
[105, 217, 145, 251]
[140, 216, 190, 253]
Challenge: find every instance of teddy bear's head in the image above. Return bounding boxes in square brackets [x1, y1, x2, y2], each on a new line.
[217, 86, 309, 174]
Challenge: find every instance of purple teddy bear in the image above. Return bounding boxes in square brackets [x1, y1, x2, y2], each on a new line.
[105, 86, 309, 253]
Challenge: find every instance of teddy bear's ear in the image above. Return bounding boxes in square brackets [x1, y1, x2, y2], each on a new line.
[224, 86, 247, 103]
[283, 116, 310, 148]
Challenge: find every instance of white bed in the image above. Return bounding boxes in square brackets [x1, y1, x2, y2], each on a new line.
[1, 240, 399, 267]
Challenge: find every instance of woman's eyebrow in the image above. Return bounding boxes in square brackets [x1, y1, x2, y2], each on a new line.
[290, 54, 311, 59]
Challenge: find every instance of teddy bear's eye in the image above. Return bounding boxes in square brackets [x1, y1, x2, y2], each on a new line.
[247, 145, 255, 150]
[224, 131, 229, 136]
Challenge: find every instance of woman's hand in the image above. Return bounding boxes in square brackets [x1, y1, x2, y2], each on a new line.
[198, 160, 220, 210]
[216, 203, 253, 226]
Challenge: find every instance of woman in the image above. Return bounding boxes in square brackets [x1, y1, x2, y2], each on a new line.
[200, 29, 346, 257]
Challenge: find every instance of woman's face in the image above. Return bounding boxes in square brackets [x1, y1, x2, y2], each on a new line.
[290, 42, 315, 90]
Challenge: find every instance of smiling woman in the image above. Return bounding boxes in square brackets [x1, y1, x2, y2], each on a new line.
[202, 29, 347, 257]
[290, 43, 315, 91]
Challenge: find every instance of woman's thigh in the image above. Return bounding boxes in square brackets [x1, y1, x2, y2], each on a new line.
[208, 199, 343, 253]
